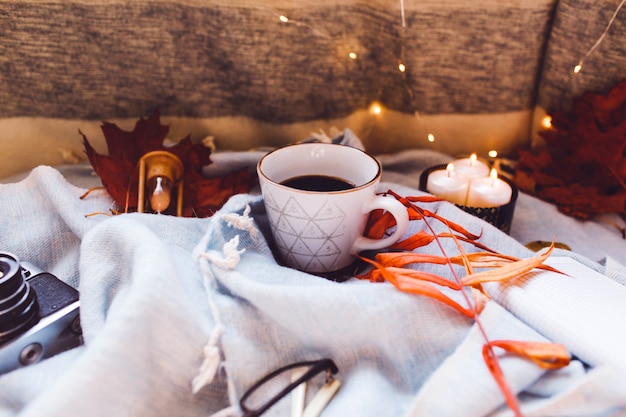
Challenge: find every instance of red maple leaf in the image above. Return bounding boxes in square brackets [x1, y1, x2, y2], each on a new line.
[82, 109, 256, 217]
[515, 79, 626, 220]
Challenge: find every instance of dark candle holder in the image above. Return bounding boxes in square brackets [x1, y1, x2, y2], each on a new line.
[419, 164, 519, 234]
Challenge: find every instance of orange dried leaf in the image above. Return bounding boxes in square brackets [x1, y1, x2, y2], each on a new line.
[461, 244, 554, 287]
[359, 257, 473, 317]
[404, 195, 443, 203]
[483, 344, 523, 416]
[450, 251, 521, 268]
[374, 251, 449, 267]
[355, 267, 384, 282]
[450, 229, 474, 276]
[407, 208, 425, 220]
[384, 267, 462, 290]
[391, 231, 436, 250]
[364, 210, 396, 239]
[446, 230, 493, 311]
[450, 251, 564, 274]
[389, 273, 474, 317]
[486, 340, 571, 370]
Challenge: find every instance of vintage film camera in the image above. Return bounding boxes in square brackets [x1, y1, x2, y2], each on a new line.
[0, 252, 82, 374]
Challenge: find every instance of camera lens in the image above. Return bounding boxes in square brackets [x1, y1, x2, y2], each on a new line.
[0, 253, 40, 345]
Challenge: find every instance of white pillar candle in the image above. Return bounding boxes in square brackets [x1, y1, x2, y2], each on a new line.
[426, 163, 470, 205]
[452, 153, 490, 179]
[466, 168, 512, 208]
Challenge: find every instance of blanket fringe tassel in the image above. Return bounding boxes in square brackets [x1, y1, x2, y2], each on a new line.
[192, 205, 255, 415]
[192, 323, 225, 394]
[192, 237, 238, 394]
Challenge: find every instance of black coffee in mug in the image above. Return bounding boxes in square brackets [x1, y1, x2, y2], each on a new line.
[281, 175, 355, 192]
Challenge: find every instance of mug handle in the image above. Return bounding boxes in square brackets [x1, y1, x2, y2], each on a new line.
[352, 195, 410, 253]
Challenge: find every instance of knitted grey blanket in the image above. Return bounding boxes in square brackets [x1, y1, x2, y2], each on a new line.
[0, 135, 625, 417]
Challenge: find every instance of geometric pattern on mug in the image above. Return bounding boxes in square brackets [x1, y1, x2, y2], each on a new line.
[264, 191, 347, 271]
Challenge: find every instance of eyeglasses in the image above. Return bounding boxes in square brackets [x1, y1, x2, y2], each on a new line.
[239, 358, 340, 417]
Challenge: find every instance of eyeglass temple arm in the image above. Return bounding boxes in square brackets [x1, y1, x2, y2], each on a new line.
[240, 359, 338, 417]
[301, 375, 341, 417]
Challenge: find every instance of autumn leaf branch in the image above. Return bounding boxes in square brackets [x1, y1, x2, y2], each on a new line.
[358, 190, 570, 416]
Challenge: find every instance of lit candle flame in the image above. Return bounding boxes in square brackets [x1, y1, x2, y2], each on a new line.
[541, 115, 552, 129]
[489, 168, 498, 186]
[279, 15, 289, 23]
[446, 163, 455, 177]
[470, 153, 477, 166]
[427, 133, 435, 143]
[348, 52, 358, 60]
[488, 150, 498, 158]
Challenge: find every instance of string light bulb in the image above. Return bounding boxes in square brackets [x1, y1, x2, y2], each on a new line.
[369, 102, 382, 115]
[488, 150, 498, 158]
[271, 0, 625, 158]
[573, 0, 625, 75]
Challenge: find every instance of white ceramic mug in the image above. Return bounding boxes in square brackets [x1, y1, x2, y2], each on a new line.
[257, 143, 410, 273]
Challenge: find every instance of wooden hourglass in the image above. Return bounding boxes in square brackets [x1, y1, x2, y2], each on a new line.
[137, 150, 184, 216]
